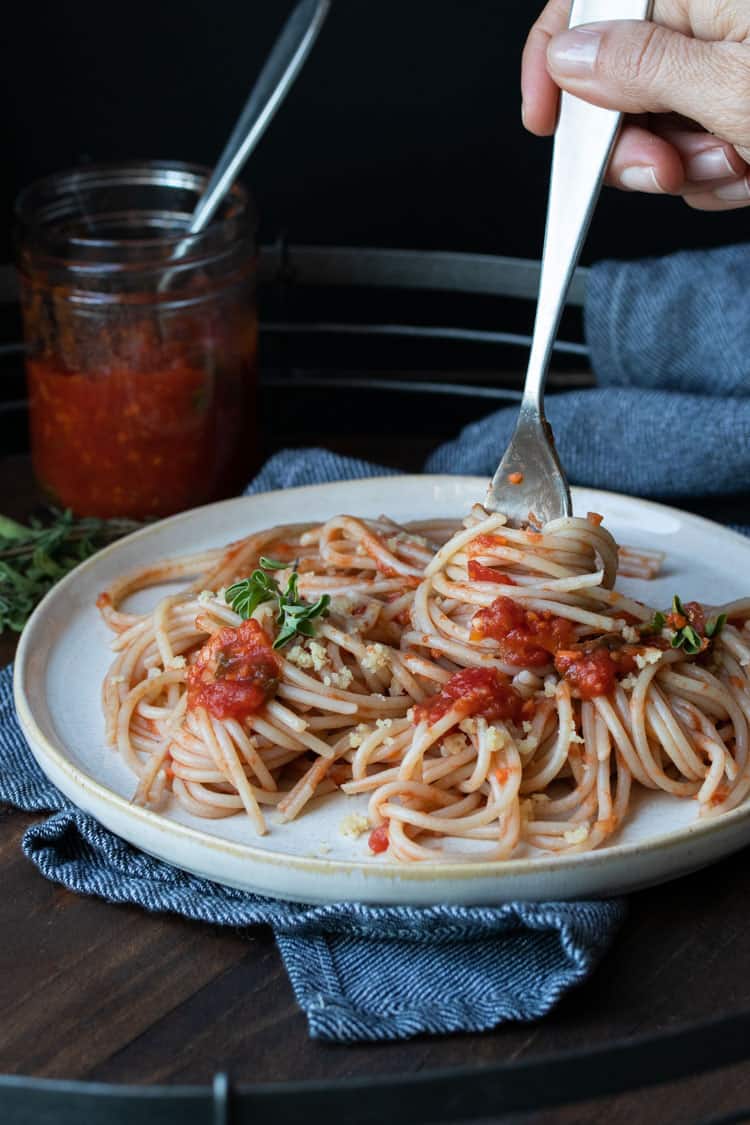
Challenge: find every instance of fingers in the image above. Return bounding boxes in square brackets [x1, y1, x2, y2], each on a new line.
[520, 0, 690, 133]
[545, 19, 750, 154]
[605, 117, 750, 208]
[520, 0, 571, 135]
[521, 4, 750, 209]
[683, 184, 750, 211]
[605, 121, 684, 194]
[657, 123, 746, 185]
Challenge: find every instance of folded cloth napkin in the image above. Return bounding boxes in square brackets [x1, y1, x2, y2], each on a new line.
[2, 241, 749, 1043]
[0, 671, 622, 1041]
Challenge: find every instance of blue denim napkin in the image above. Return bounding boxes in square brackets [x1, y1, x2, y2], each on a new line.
[0, 669, 621, 1040]
[2, 241, 749, 1042]
[429, 241, 750, 527]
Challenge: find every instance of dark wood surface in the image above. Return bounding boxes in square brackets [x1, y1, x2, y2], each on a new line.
[3, 452, 750, 1125]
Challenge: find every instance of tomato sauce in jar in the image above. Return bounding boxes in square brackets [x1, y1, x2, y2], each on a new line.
[16, 162, 258, 519]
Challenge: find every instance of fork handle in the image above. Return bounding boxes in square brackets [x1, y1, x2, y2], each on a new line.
[522, 0, 655, 414]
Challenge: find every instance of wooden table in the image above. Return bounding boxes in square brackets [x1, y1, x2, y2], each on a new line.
[3, 451, 750, 1125]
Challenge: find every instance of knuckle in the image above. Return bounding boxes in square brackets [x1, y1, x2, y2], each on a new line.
[533, 0, 570, 38]
[708, 47, 750, 138]
[726, 51, 750, 120]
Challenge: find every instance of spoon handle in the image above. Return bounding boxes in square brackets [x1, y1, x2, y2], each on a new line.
[521, 0, 654, 415]
[189, 0, 331, 235]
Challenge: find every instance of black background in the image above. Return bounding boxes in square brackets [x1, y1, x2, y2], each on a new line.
[2, 0, 748, 264]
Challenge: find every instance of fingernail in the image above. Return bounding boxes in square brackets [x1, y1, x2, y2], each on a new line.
[547, 28, 601, 76]
[620, 166, 663, 193]
[685, 147, 736, 182]
[714, 176, 750, 200]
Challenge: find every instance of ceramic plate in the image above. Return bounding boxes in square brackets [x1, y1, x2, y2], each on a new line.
[14, 476, 750, 904]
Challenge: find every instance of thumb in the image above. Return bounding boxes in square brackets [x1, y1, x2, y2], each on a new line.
[547, 19, 750, 150]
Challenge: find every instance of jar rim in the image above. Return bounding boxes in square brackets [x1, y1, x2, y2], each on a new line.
[14, 159, 256, 266]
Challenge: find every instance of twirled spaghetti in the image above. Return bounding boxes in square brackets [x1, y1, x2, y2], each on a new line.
[97, 506, 750, 861]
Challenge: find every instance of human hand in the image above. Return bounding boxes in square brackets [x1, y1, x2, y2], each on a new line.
[522, 1, 750, 210]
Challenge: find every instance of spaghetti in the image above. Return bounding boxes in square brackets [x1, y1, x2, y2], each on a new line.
[98, 507, 750, 861]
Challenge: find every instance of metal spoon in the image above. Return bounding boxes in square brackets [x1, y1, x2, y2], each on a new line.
[163, 0, 331, 283]
[485, 0, 654, 526]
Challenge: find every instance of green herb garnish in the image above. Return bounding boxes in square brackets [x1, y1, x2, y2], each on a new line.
[705, 613, 728, 639]
[258, 556, 289, 571]
[0, 509, 143, 633]
[225, 568, 278, 620]
[669, 595, 704, 655]
[670, 625, 703, 655]
[225, 557, 330, 650]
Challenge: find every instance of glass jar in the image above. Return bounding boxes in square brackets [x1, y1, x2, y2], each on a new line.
[15, 161, 258, 519]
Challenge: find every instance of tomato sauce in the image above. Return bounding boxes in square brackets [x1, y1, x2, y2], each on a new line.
[187, 619, 279, 720]
[554, 643, 645, 699]
[468, 533, 508, 557]
[17, 167, 259, 521]
[27, 312, 256, 519]
[368, 825, 389, 854]
[470, 596, 574, 668]
[414, 667, 523, 726]
[554, 648, 617, 700]
[467, 560, 516, 585]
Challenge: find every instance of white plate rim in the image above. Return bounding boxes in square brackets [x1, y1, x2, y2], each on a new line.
[12, 475, 750, 891]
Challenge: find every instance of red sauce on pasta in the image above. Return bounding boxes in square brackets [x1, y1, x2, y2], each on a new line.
[554, 644, 644, 699]
[467, 560, 516, 585]
[468, 533, 508, 556]
[368, 825, 389, 853]
[414, 667, 523, 725]
[470, 596, 574, 668]
[187, 619, 279, 720]
[554, 648, 617, 699]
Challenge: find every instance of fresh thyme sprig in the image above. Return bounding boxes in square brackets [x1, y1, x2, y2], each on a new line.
[225, 557, 330, 650]
[668, 595, 727, 655]
[669, 594, 704, 655]
[638, 599, 727, 654]
[0, 509, 143, 633]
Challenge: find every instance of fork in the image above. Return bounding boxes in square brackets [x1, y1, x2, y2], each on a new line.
[485, 0, 654, 526]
